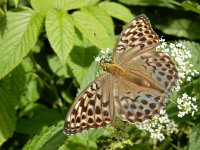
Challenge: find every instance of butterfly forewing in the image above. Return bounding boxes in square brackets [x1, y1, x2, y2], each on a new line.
[113, 14, 159, 64]
[63, 73, 114, 134]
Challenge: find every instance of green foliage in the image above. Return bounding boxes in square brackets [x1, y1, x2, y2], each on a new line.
[0, 0, 200, 149]
[0, 8, 44, 79]
[23, 121, 66, 150]
[188, 124, 200, 150]
[45, 9, 75, 64]
[98, 1, 134, 23]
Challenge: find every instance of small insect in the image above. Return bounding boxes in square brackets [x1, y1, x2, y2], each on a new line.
[63, 14, 179, 135]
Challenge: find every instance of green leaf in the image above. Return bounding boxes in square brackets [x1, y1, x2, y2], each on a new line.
[47, 55, 70, 78]
[99, 1, 134, 23]
[72, 8, 115, 49]
[0, 8, 44, 80]
[23, 121, 66, 150]
[19, 57, 42, 105]
[188, 124, 200, 150]
[55, 0, 95, 10]
[181, 41, 200, 71]
[181, 1, 200, 14]
[0, 85, 17, 145]
[13, 0, 19, 7]
[16, 104, 63, 134]
[155, 17, 200, 40]
[117, 0, 178, 8]
[87, 6, 114, 37]
[60, 128, 106, 150]
[68, 46, 99, 85]
[46, 10, 75, 64]
[30, 0, 56, 15]
[0, 65, 26, 145]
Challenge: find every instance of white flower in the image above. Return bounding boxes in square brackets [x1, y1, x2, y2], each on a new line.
[95, 56, 101, 62]
[95, 48, 112, 63]
[156, 39, 200, 91]
[177, 93, 198, 118]
[136, 108, 178, 143]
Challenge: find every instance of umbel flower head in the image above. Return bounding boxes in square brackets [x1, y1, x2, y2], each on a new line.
[136, 108, 178, 143]
[156, 38, 198, 118]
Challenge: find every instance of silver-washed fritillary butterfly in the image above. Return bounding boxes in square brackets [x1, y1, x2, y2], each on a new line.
[63, 14, 179, 135]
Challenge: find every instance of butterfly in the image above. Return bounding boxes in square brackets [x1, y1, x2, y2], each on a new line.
[63, 14, 179, 135]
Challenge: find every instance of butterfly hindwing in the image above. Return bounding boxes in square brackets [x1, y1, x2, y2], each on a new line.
[121, 51, 179, 94]
[113, 77, 166, 123]
[63, 73, 114, 134]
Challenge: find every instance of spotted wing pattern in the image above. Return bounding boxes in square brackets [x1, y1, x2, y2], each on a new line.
[113, 14, 159, 64]
[63, 74, 114, 134]
[113, 77, 167, 123]
[121, 51, 179, 94]
[64, 14, 179, 135]
[111, 15, 178, 123]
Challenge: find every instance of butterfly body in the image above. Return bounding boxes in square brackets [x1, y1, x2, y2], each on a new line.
[101, 61, 165, 93]
[63, 14, 179, 135]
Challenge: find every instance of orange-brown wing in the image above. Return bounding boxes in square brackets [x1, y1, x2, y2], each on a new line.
[63, 73, 114, 134]
[113, 76, 167, 123]
[121, 51, 179, 94]
[113, 14, 159, 64]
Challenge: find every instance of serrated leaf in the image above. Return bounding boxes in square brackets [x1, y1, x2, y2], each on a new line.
[188, 124, 200, 150]
[87, 6, 114, 37]
[30, 0, 56, 15]
[0, 65, 26, 145]
[72, 9, 115, 49]
[99, 1, 134, 23]
[0, 8, 44, 80]
[46, 9, 75, 64]
[181, 1, 200, 14]
[23, 121, 65, 150]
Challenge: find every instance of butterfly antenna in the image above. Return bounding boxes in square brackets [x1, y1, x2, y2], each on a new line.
[94, 33, 100, 49]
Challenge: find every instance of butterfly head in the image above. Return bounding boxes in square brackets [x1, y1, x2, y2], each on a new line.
[100, 60, 110, 71]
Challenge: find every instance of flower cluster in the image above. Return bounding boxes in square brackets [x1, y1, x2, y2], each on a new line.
[95, 48, 112, 63]
[156, 38, 199, 118]
[136, 109, 178, 144]
[177, 93, 198, 117]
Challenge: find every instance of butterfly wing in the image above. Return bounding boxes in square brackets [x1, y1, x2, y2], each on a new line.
[113, 14, 159, 64]
[63, 73, 114, 134]
[121, 51, 179, 94]
[113, 52, 179, 122]
[113, 77, 167, 123]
